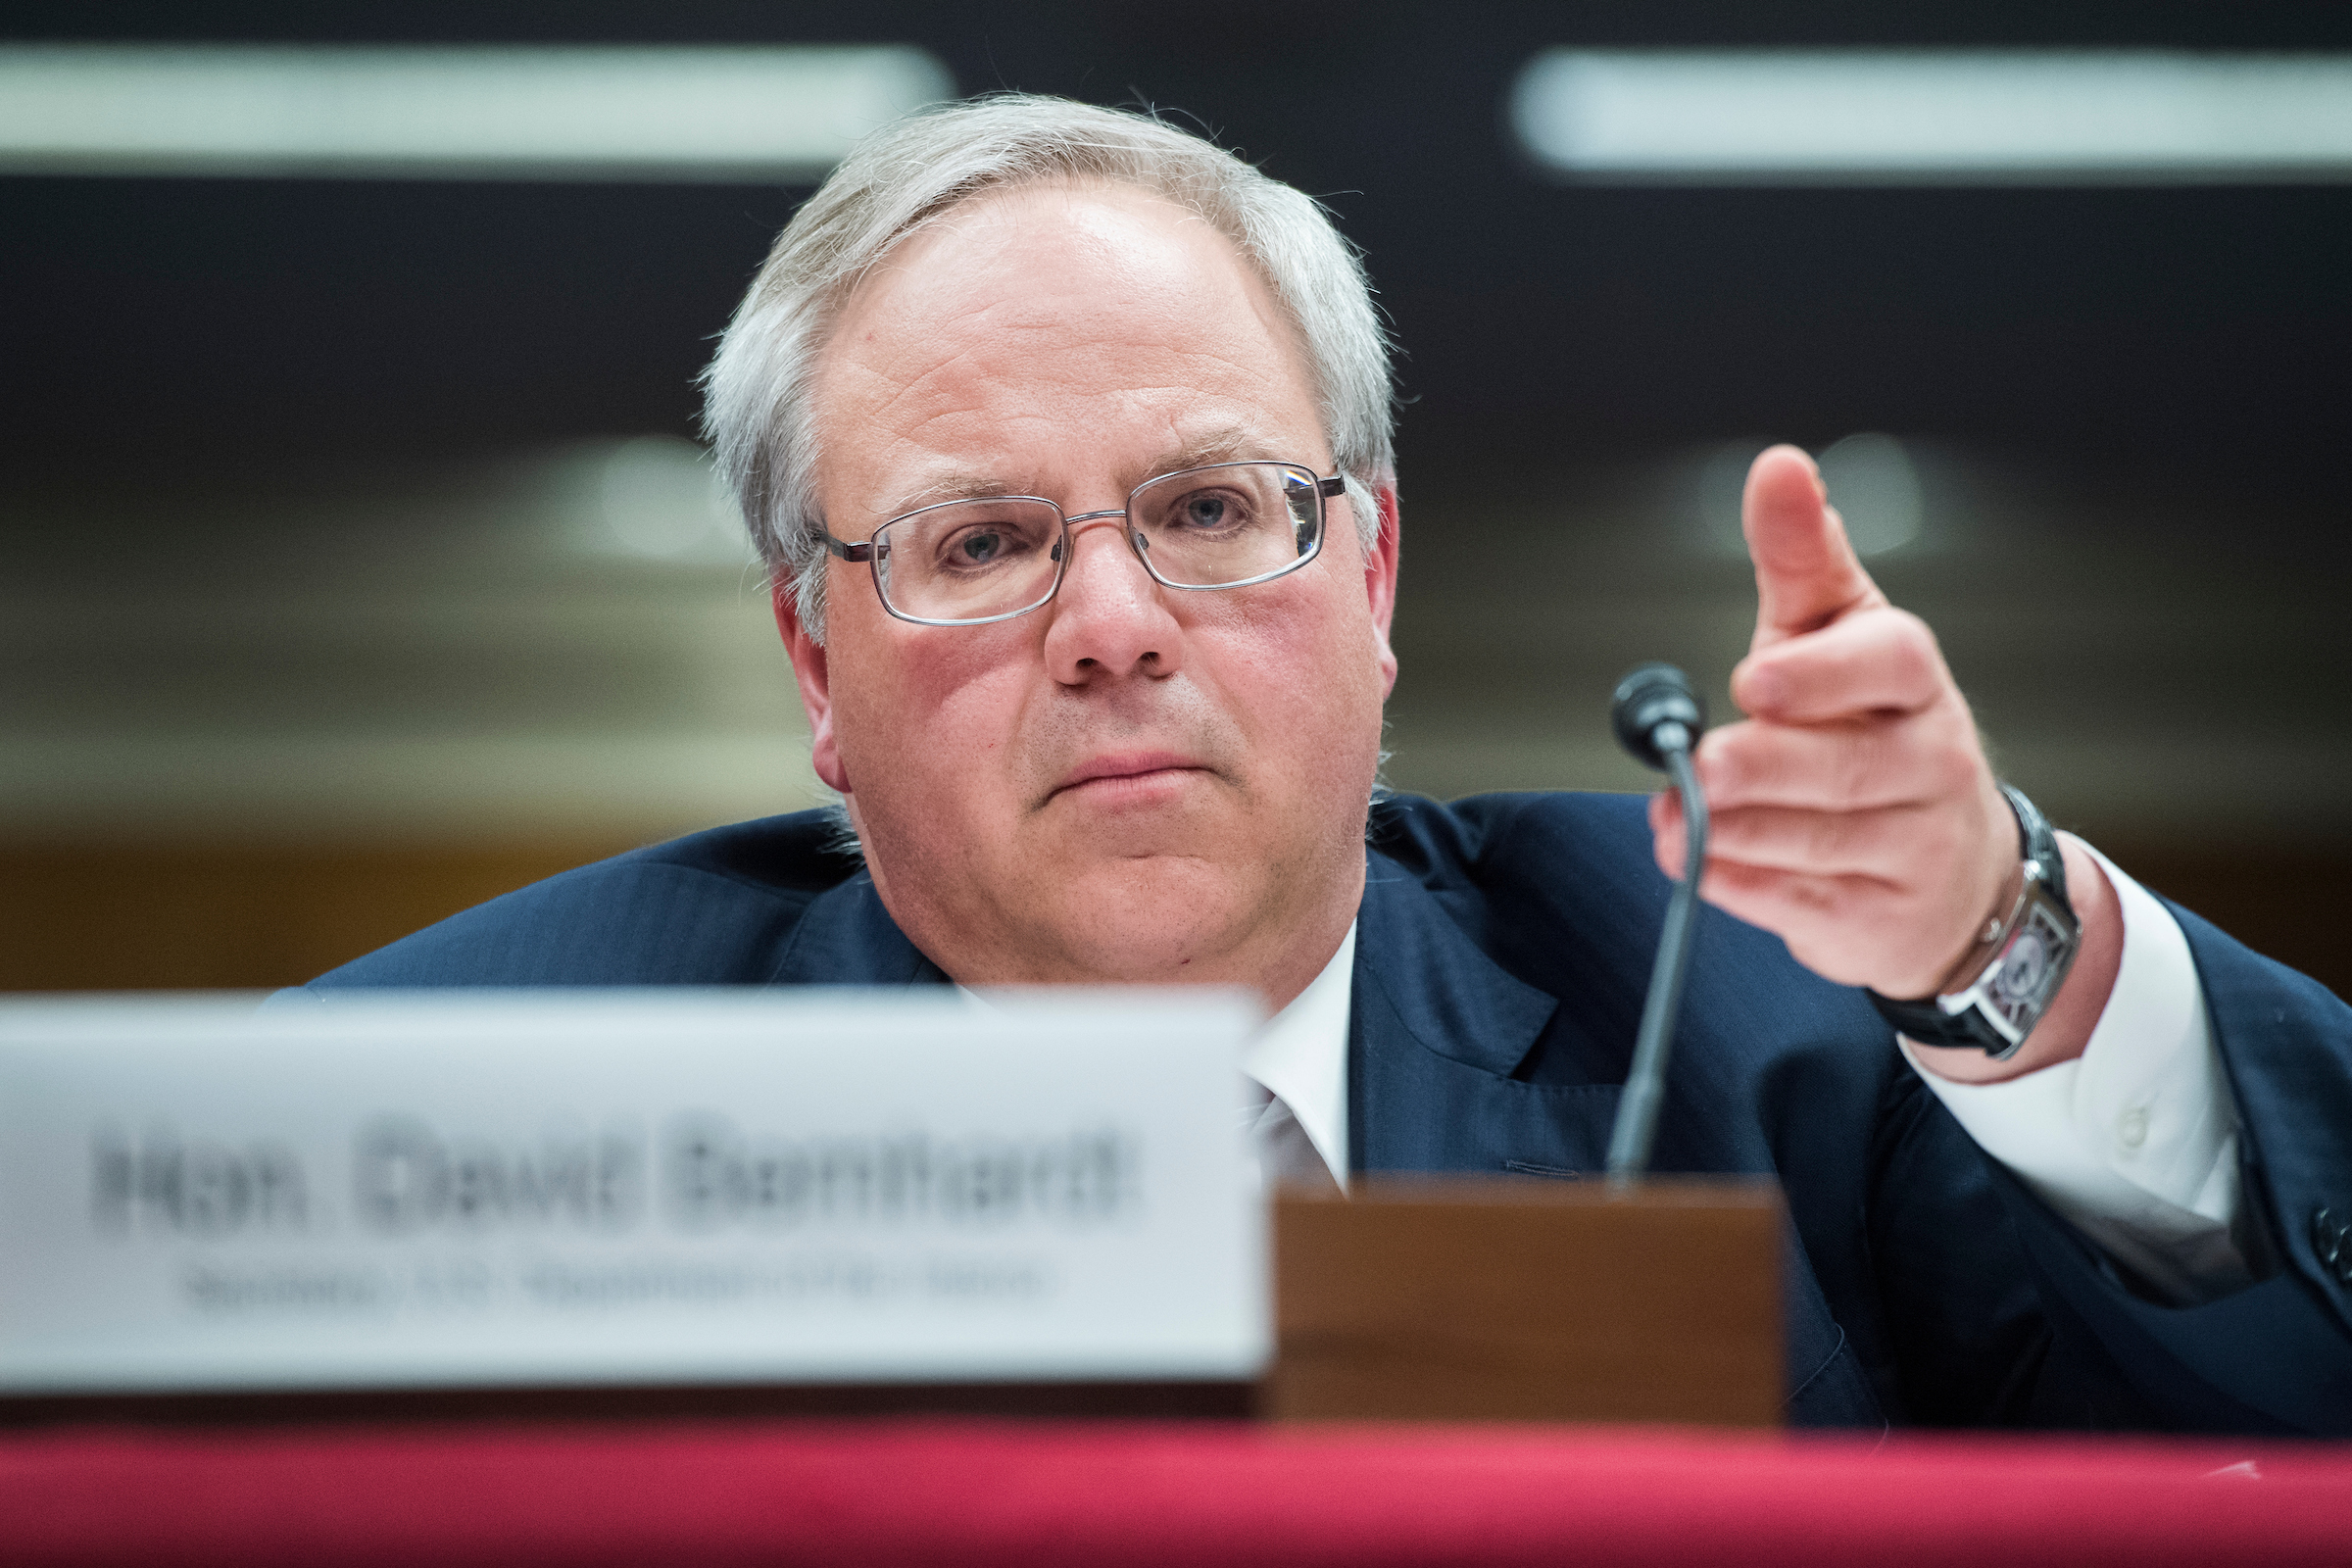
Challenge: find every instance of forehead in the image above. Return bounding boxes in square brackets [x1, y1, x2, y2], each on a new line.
[810, 181, 1326, 511]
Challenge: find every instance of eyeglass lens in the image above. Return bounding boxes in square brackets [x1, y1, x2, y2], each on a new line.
[872, 462, 1324, 623]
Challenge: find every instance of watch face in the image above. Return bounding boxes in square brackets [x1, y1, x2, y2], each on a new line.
[1995, 931, 2049, 1001]
[1984, 899, 2076, 1036]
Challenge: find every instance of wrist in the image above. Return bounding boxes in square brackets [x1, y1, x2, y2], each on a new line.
[1932, 856, 2028, 997]
[1909, 837, 2120, 1083]
[1868, 784, 2081, 1064]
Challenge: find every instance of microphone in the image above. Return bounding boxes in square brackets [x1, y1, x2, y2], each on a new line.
[1604, 663, 1709, 1189]
[1610, 662, 1706, 772]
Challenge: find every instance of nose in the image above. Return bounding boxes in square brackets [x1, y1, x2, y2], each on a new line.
[1040, 511, 1183, 685]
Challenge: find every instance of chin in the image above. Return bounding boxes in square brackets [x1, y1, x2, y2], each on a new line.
[1038, 855, 1266, 983]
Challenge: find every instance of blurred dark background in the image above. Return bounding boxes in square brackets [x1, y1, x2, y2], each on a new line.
[4, 3, 2347, 992]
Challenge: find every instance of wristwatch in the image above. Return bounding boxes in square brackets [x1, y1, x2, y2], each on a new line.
[1869, 784, 2081, 1060]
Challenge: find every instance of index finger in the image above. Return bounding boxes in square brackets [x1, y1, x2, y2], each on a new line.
[1745, 443, 1886, 651]
[1733, 606, 1948, 724]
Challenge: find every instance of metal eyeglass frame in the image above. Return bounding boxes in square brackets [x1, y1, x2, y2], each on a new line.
[821, 461, 1347, 627]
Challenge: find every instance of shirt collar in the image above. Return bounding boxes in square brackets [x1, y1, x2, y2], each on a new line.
[951, 921, 1357, 1191]
[1242, 920, 1355, 1185]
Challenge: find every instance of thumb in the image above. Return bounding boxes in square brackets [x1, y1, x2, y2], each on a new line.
[1744, 443, 1885, 652]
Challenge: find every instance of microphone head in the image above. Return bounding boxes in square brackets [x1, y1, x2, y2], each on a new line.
[1611, 662, 1706, 771]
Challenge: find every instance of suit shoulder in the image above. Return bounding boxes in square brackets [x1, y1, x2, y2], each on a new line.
[305, 810, 860, 988]
[1364, 788, 1688, 1002]
[1368, 789, 1655, 893]
[1366, 788, 1834, 1035]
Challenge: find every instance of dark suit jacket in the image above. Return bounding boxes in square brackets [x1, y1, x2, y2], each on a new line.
[307, 792, 2352, 1434]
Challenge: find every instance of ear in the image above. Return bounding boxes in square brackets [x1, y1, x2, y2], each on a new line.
[1364, 480, 1402, 700]
[770, 575, 852, 795]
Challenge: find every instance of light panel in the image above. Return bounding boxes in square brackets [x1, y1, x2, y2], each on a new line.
[0, 43, 953, 181]
[1511, 50, 2352, 183]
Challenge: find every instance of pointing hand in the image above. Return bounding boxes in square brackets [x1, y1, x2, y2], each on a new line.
[1651, 445, 2028, 1004]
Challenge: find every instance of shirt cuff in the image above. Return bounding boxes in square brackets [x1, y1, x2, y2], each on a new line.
[1898, 836, 2250, 1305]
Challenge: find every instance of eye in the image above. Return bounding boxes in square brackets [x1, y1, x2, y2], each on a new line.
[927, 514, 1045, 574]
[1165, 489, 1251, 532]
[1181, 494, 1230, 529]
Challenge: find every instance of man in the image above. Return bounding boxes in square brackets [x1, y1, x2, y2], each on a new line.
[309, 96, 2352, 1432]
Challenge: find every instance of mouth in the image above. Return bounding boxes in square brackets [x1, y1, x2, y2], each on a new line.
[1047, 751, 1216, 807]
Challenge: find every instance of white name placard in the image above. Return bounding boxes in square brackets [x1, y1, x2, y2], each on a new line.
[0, 990, 1266, 1394]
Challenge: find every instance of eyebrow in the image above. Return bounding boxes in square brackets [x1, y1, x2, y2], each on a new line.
[1142, 425, 1268, 476]
[875, 425, 1299, 518]
[882, 470, 1018, 515]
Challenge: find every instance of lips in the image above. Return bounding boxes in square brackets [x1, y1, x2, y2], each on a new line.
[1048, 750, 1213, 803]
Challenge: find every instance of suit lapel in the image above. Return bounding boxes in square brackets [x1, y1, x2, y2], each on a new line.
[1351, 850, 1626, 1178]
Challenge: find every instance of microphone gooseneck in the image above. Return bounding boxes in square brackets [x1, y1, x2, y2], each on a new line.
[1604, 663, 1709, 1190]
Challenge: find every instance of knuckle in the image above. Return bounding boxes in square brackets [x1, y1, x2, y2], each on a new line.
[1697, 737, 1751, 798]
[1788, 872, 1841, 916]
[1809, 809, 1862, 866]
[1885, 606, 1934, 648]
[1926, 732, 1979, 797]
[1899, 639, 1941, 691]
[1869, 612, 1939, 690]
[1708, 806, 1761, 858]
[1834, 726, 1886, 802]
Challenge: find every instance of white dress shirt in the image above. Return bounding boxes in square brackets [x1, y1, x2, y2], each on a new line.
[1244, 839, 2249, 1303]
[1902, 836, 2247, 1303]
[1241, 921, 1355, 1184]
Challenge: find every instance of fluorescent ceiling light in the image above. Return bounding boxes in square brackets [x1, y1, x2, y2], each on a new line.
[1511, 50, 2352, 183]
[0, 43, 953, 181]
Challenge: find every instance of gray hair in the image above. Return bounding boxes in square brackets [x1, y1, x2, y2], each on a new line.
[700, 93, 1396, 642]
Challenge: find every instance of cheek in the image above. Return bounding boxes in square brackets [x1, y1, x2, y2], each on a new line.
[1200, 583, 1386, 769]
[829, 620, 1036, 797]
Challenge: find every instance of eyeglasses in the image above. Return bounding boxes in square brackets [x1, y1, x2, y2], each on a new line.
[823, 461, 1344, 626]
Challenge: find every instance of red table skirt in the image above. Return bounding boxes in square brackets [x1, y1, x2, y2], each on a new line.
[6, 1419, 2346, 1568]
